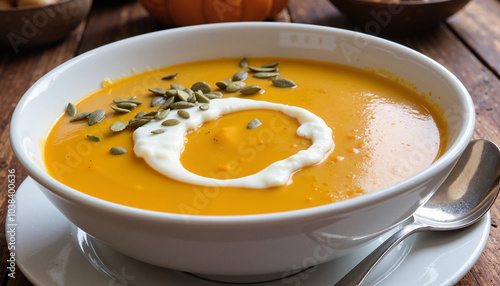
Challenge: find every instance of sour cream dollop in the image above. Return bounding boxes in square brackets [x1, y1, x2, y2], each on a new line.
[133, 98, 333, 189]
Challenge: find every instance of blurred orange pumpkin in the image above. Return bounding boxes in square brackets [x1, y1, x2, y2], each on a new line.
[139, 0, 290, 26]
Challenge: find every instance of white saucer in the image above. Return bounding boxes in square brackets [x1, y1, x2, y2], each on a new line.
[16, 177, 490, 286]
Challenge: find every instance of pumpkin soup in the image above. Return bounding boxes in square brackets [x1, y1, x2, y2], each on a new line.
[44, 57, 447, 215]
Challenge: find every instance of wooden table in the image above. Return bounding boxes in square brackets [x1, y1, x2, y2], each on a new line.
[1, 0, 499, 285]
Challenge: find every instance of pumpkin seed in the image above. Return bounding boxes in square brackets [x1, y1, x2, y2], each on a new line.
[159, 96, 175, 110]
[116, 102, 138, 109]
[120, 100, 143, 105]
[194, 90, 210, 103]
[151, 129, 166, 134]
[240, 85, 262, 95]
[151, 95, 166, 107]
[69, 112, 90, 122]
[66, 103, 77, 117]
[252, 72, 281, 79]
[110, 121, 127, 132]
[233, 70, 248, 82]
[177, 110, 190, 119]
[143, 111, 159, 117]
[156, 109, 170, 120]
[262, 61, 279, 68]
[248, 66, 277, 73]
[216, 78, 232, 90]
[176, 89, 190, 101]
[272, 78, 296, 88]
[162, 72, 178, 80]
[87, 134, 101, 142]
[170, 83, 184, 90]
[127, 118, 151, 128]
[187, 92, 197, 103]
[165, 89, 178, 98]
[199, 104, 210, 111]
[113, 96, 136, 103]
[226, 81, 246, 93]
[111, 106, 131, 113]
[239, 57, 248, 68]
[205, 91, 223, 99]
[247, 118, 262, 129]
[170, 101, 195, 109]
[148, 87, 167, 95]
[191, 81, 211, 94]
[110, 146, 127, 155]
[162, 119, 181, 126]
[135, 111, 147, 118]
[88, 109, 106, 126]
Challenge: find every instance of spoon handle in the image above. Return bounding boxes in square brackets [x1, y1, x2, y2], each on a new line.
[334, 221, 428, 286]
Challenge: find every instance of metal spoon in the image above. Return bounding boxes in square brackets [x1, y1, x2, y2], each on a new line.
[335, 139, 500, 286]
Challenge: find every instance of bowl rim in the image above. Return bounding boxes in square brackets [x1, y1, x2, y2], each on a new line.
[10, 22, 475, 226]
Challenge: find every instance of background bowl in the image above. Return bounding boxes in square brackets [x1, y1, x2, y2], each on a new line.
[10, 22, 475, 282]
[329, 0, 471, 35]
[0, 0, 92, 50]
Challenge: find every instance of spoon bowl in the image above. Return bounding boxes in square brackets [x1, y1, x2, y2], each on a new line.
[335, 139, 500, 285]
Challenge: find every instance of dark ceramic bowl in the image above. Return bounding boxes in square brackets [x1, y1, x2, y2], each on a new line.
[0, 0, 92, 51]
[329, 0, 470, 34]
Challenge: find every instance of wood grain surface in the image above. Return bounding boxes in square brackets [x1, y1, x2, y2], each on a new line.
[1, 0, 499, 285]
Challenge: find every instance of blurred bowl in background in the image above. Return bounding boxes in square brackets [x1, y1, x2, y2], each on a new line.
[329, 0, 470, 35]
[0, 0, 92, 52]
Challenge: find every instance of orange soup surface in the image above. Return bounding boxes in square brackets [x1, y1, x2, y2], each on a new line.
[44, 58, 448, 215]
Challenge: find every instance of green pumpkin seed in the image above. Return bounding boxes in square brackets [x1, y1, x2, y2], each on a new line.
[226, 81, 246, 93]
[187, 92, 196, 103]
[88, 110, 106, 126]
[272, 78, 296, 88]
[239, 57, 248, 68]
[248, 66, 277, 73]
[127, 118, 151, 128]
[191, 81, 211, 94]
[110, 121, 127, 132]
[66, 103, 77, 117]
[148, 87, 167, 95]
[151, 129, 166, 134]
[177, 110, 190, 119]
[247, 118, 262, 129]
[165, 89, 178, 98]
[135, 111, 148, 118]
[252, 72, 281, 79]
[120, 100, 143, 105]
[87, 134, 101, 142]
[69, 112, 91, 122]
[199, 104, 210, 111]
[162, 119, 181, 126]
[111, 106, 131, 113]
[176, 89, 190, 102]
[156, 109, 170, 120]
[151, 95, 166, 107]
[262, 61, 279, 68]
[170, 101, 195, 109]
[233, 70, 248, 82]
[116, 102, 138, 109]
[240, 85, 262, 95]
[162, 72, 178, 80]
[113, 96, 136, 103]
[110, 146, 127, 155]
[159, 96, 175, 110]
[216, 78, 232, 90]
[194, 90, 210, 103]
[205, 91, 223, 99]
[144, 111, 159, 117]
[170, 83, 184, 90]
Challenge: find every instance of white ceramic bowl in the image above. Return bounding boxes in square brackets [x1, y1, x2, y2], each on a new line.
[10, 22, 475, 282]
